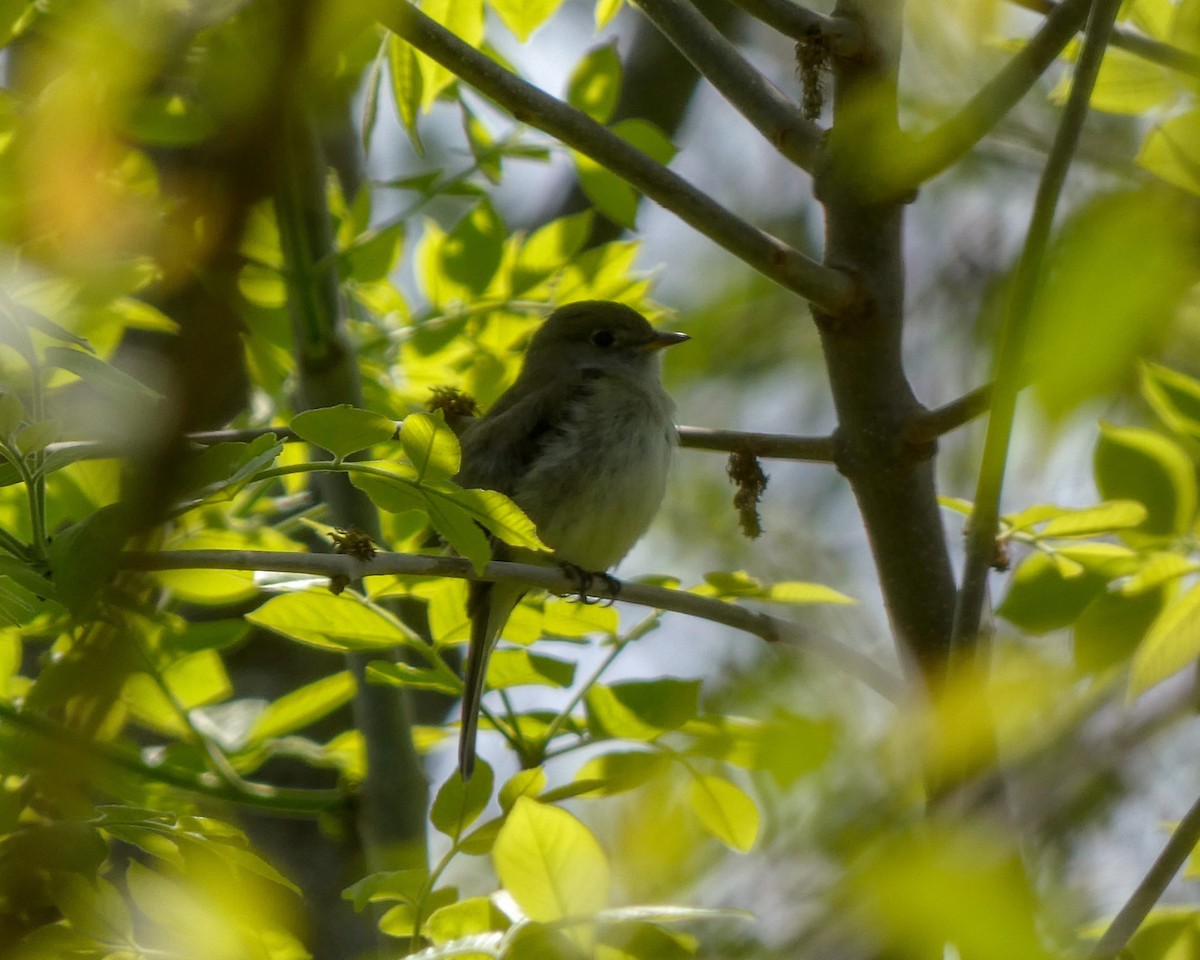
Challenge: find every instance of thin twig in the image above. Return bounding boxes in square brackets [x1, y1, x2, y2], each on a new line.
[896, 0, 1092, 193]
[951, 0, 1126, 651]
[1009, 0, 1200, 77]
[43, 423, 840, 466]
[907, 384, 994, 444]
[633, 0, 822, 170]
[120, 549, 907, 703]
[1089, 789, 1200, 958]
[369, 0, 856, 314]
[677, 425, 836, 461]
[723, 0, 863, 54]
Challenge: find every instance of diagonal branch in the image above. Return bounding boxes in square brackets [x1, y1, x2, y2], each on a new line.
[120, 549, 908, 702]
[370, 0, 856, 314]
[951, 0, 1127, 651]
[632, 0, 823, 170]
[907, 384, 994, 444]
[1089, 789, 1200, 958]
[1010, 0, 1200, 77]
[893, 0, 1092, 193]
[723, 0, 864, 54]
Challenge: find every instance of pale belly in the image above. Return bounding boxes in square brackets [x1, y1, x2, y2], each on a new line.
[514, 381, 676, 572]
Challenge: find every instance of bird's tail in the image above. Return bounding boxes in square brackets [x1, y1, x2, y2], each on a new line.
[459, 580, 523, 780]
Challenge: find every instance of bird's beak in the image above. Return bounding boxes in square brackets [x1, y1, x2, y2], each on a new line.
[643, 330, 690, 351]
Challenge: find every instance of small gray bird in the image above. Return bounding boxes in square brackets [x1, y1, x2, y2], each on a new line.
[455, 300, 688, 779]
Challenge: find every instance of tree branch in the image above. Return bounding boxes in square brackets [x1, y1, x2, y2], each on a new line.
[723, 0, 864, 54]
[907, 384, 994, 444]
[677, 425, 836, 461]
[1010, 0, 1200, 77]
[951, 0, 1126, 651]
[369, 0, 857, 314]
[633, 0, 823, 170]
[1089, 789, 1200, 958]
[119, 549, 908, 703]
[46, 424, 841, 467]
[895, 0, 1093, 192]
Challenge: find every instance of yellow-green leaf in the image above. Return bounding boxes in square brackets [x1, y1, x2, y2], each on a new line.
[246, 592, 419, 651]
[492, 797, 610, 922]
[400, 411, 460, 482]
[1130, 581, 1200, 696]
[291, 404, 397, 459]
[686, 775, 759, 852]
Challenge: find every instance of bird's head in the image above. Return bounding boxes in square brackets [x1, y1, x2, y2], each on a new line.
[521, 301, 688, 379]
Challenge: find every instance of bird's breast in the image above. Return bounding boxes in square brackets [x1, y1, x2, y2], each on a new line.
[514, 376, 676, 572]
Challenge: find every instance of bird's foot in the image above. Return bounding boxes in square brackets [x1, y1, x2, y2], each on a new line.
[558, 562, 620, 606]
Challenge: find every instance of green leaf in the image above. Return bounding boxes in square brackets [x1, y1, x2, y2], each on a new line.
[1119, 552, 1200, 596]
[685, 712, 837, 787]
[1026, 190, 1198, 418]
[493, 797, 611, 922]
[513, 212, 594, 295]
[0, 391, 22, 438]
[424, 489, 493, 572]
[687, 775, 759, 852]
[1141, 362, 1200, 439]
[365, 659, 461, 695]
[126, 92, 217, 146]
[51, 874, 133, 945]
[13, 418, 59, 455]
[499, 768, 547, 811]
[439, 486, 546, 552]
[43, 346, 162, 406]
[349, 462, 427, 514]
[431, 762, 494, 840]
[1131, 581, 1200, 696]
[1075, 587, 1165, 674]
[1051, 46, 1177, 115]
[291, 404, 397, 459]
[487, 0, 561, 41]
[543, 597, 619, 637]
[184, 434, 284, 499]
[400, 411, 460, 482]
[573, 750, 668, 796]
[425, 896, 511, 943]
[586, 678, 701, 740]
[388, 34, 424, 153]
[572, 120, 674, 230]
[48, 503, 131, 614]
[1137, 106, 1200, 195]
[343, 869, 430, 911]
[417, 0, 484, 110]
[1094, 423, 1197, 538]
[344, 222, 405, 285]
[595, 0, 623, 27]
[567, 43, 622, 123]
[246, 592, 420, 652]
[486, 649, 575, 690]
[245, 671, 357, 745]
[418, 200, 507, 307]
[1037, 500, 1148, 538]
[995, 551, 1108, 634]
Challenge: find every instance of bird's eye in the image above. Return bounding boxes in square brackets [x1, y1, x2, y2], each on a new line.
[591, 329, 616, 348]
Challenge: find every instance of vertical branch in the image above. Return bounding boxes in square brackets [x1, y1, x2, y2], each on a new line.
[814, 0, 957, 683]
[274, 105, 429, 872]
[951, 0, 1126, 650]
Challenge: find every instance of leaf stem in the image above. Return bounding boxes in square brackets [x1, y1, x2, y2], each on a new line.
[951, 0, 1127, 651]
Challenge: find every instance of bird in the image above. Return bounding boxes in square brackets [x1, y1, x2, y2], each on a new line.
[454, 300, 688, 779]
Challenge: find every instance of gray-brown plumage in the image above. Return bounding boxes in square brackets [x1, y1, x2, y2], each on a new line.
[455, 301, 687, 778]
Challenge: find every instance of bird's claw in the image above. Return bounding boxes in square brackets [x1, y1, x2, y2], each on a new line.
[558, 562, 620, 606]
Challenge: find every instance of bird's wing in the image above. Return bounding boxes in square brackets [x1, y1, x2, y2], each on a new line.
[456, 371, 596, 494]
